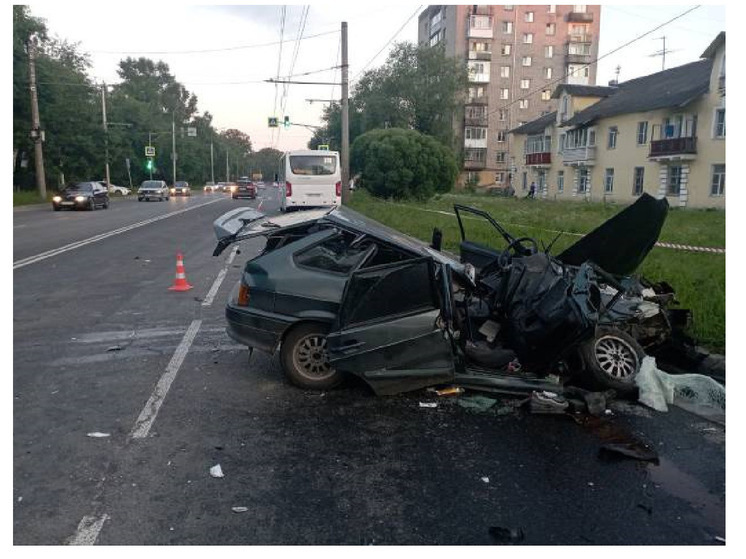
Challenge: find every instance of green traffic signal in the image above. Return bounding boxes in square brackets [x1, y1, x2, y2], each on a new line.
[284, 116, 290, 129]
[146, 159, 153, 170]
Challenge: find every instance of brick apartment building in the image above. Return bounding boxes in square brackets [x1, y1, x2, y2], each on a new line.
[417, 4, 601, 188]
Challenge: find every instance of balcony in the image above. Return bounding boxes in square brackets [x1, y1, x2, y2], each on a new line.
[466, 95, 489, 105]
[468, 15, 494, 39]
[649, 136, 697, 160]
[464, 159, 487, 170]
[468, 50, 492, 61]
[465, 115, 488, 127]
[568, 11, 594, 23]
[562, 146, 596, 166]
[525, 152, 551, 166]
[567, 33, 593, 43]
[718, 75, 725, 96]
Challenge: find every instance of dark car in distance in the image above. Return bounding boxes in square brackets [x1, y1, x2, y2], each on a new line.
[212, 195, 689, 398]
[52, 181, 110, 211]
[171, 181, 191, 196]
[232, 179, 256, 200]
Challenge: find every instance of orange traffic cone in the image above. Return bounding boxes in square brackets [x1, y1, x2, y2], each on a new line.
[168, 252, 193, 291]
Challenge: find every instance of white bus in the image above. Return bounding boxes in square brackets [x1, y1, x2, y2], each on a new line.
[278, 150, 341, 212]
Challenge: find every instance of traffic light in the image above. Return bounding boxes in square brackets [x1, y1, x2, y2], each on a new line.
[283, 116, 290, 129]
[146, 158, 153, 170]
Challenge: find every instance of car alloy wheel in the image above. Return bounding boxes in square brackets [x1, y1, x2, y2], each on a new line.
[594, 335, 639, 381]
[578, 327, 643, 396]
[293, 334, 334, 381]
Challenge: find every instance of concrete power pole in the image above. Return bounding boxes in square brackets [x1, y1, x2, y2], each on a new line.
[210, 141, 215, 184]
[225, 151, 229, 182]
[341, 21, 350, 204]
[27, 37, 47, 199]
[101, 82, 111, 187]
[171, 113, 177, 185]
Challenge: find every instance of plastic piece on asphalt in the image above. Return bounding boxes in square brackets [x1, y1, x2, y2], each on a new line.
[488, 526, 525, 544]
[435, 386, 465, 396]
[457, 395, 497, 412]
[529, 391, 569, 414]
[168, 252, 194, 292]
[481, 476, 490, 483]
[106, 345, 122, 352]
[635, 356, 725, 422]
[419, 402, 438, 408]
[86, 432, 111, 438]
[599, 442, 658, 463]
[209, 464, 224, 478]
[232, 507, 249, 513]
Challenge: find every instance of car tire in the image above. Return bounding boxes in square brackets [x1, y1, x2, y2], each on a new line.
[103, 199, 109, 209]
[280, 323, 342, 391]
[138, 197, 143, 202]
[577, 327, 644, 397]
[53, 205, 61, 211]
[89, 199, 96, 211]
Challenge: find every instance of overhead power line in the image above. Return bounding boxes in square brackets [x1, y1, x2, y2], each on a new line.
[486, 4, 702, 122]
[350, 5, 423, 84]
[89, 29, 337, 55]
[272, 5, 287, 148]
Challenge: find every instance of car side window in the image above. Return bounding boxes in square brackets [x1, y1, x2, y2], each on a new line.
[295, 234, 371, 275]
[340, 259, 438, 328]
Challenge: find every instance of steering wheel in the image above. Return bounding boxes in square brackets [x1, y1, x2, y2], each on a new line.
[477, 237, 539, 279]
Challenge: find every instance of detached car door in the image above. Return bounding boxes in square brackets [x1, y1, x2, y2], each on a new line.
[326, 257, 455, 396]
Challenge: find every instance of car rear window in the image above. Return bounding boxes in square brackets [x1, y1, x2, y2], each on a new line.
[141, 181, 163, 188]
[295, 234, 369, 274]
[289, 155, 337, 176]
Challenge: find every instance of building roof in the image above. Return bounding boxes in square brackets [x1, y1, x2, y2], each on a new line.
[561, 58, 713, 128]
[509, 111, 557, 135]
[701, 31, 725, 59]
[550, 84, 617, 100]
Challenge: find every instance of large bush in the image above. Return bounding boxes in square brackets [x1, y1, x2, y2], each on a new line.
[350, 128, 458, 200]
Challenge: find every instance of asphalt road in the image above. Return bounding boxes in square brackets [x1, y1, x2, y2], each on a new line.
[13, 187, 725, 545]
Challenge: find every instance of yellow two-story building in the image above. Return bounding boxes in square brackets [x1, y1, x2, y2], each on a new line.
[509, 32, 725, 208]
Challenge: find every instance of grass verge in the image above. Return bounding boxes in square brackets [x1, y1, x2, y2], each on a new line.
[348, 190, 725, 353]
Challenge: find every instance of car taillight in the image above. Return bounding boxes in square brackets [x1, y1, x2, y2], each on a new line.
[237, 284, 250, 306]
[335, 181, 342, 197]
[285, 181, 292, 197]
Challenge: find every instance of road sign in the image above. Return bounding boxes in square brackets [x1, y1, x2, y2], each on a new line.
[317, 144, 329, 151]
[145, 146, 156, 157]
[187, 127, 197, 137]
[268, 117, 278, 128]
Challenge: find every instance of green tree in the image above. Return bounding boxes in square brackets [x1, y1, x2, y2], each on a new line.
[311, 42, 468, 150]
[246, 148, 283, 181]
[350, 128, 458, 200]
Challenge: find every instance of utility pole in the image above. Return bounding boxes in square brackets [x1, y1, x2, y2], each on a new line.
[210, 141, 215, 183]
[171, 112, 177, 185]
[148, 131, 153, 180]
[27, 37, 46, 199]
[225, 151, 229, 182]
[340, 21, 350, 204]
[101, 82, 111, 187]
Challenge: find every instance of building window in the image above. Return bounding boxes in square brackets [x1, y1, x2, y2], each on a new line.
[522, 172, 528, 191]
[500, 66, 511, 78]
[468, 86, 485, 101]
[637, 122, 648, 145]
[557, 170, 564, 192]
[525, 11, 534, 22]
[588, 129, 596, 146]
[503, 21, 513, 33]
[577, 168, 589, 193]
[498, 109, 507, 121]
[548, 5, 556, 13]
[500, 88, 509, 100]
[558, 133, 565, 153]
[464, 150, 486, 163]
[465, 127, 487, 140]
[714, 109, 725, 138]
[497, 131, 507, 142]
[470, 15, 492, 30]
[544, 67, 553, 79]
[544, 45, 553, 58]
[711, 164, 725, 196]
[546, 23, 556, 35]
[667, 165, 682, 196]
[519, 99, 529, 109]
[504, 5, 514, 10]
[633, 167, 645, 196]
[501, 44, 512, 56]
[604, 168, 614, 193]
[429, 33, 441, 46]
[541, 89, 551, 101]
[496, 151, 507, 164]
[523, 33, 533, 44]
[520, 79, 530, 89]
[574, 5, 587, 12]
[522, 56, 532, 66]
[465, 105, 487, 120]
[608, 126, 618, 149]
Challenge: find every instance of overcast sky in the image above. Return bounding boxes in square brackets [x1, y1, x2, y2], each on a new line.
[26, 2, 725, 152]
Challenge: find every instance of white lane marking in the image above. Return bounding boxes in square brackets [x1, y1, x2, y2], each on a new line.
[130, 319, 202, 439]
[67, 513, 110, 545]
[202, 245, 239, 307]
[13, 197, 225, 270]
[69, 326, 225, 344]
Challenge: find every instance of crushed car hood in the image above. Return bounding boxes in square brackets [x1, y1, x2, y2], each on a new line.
[557, 193, 668, 276]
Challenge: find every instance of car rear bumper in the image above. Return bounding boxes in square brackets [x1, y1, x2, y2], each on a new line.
[226, 303, 294, 354]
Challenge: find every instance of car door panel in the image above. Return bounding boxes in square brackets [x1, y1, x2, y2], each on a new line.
[327, 257, 455, 394]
